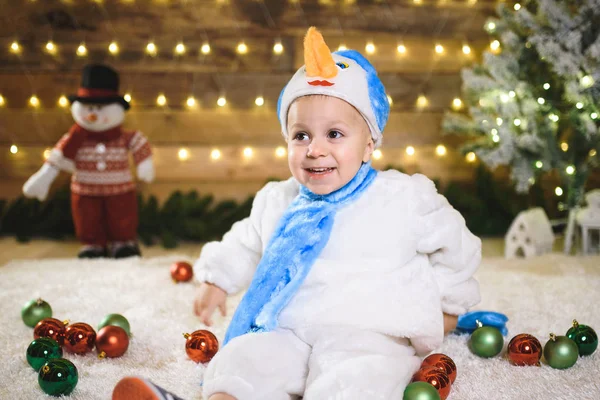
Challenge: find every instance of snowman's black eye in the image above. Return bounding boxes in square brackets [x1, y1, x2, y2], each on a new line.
[336, 62, 349, 69]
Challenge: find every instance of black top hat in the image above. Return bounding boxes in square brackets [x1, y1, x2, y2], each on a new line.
[68, 64, 130, 110]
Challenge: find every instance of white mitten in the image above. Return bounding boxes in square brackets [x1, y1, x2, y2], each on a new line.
[136, 157, 155, 183]
[23, 164, 59, 201]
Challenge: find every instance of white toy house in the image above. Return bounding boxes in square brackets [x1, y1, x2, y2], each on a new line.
[505, 207, 554, 259]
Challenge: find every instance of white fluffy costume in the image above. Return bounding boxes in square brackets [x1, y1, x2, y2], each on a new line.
[195, 28, 481, 400]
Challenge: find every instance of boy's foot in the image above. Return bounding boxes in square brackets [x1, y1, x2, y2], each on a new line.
[112, 376, 185, 400]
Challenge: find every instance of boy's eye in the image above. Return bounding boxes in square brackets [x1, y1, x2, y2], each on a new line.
[336, 62, 349, 70]
[294, 132, 309, 141]
[328, 130, 343, 139]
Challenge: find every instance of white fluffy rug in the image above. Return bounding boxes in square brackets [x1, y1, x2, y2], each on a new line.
[1, 254, 599, 400]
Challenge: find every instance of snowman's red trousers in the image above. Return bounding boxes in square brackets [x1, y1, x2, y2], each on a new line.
[71, 191, 138, 247]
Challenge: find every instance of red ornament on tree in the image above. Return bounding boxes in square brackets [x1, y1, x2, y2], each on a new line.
[421, 353, 457, 384]
[507, 333, 542, 366]
[170, 261, 194, 283]
[183, 330, 219, 363]
[96, 325, 129, 358]
[412, 366, 451, 400]
[64, 322, 96, 354]
[34, 318, 68, 346]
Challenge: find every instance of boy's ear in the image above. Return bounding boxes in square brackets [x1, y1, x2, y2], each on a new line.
[362, 136, 375, 163]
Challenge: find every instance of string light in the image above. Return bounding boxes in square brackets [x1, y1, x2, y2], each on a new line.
[500, 93, 509, 103]
[406, 146, 415, 156]
[491, 128, 498, 135]
[514, 3, 521, 10]
[413, 0, 422, 4]
[10, 41, 21, 54]
[58, 95, 68, 107]
[466, 152, 476, 162]
[43, 148, 51, 160]
[435, 145, 447, 156]
[178, 148, 190, 161]
[372, 149, 382, 160]
[337, 44, 347, 51]
[462, 44, 471, 55]
[77, 43, 87, 57]
[509, 90, 516, 98]
[555, 187, 563, 196]
[435, 44, 444, 54]
[186, 96, 196, 108]
[201, 43, 211, 55]
[543, 83, 550, 90]
[560, 142, 568, 151]
[486, 22, 496, 32]
[581, 75, 594, 88]
[29, 95, 40, 108]
[255, 96, 264, 106]
[566, 165, 575, 175]
[156, 94, 167, 106]
[514, 118, 521, 126]
[10, 145, 18, 154]
[0, 94, 4, 106]
[146, 42, 157, 55]
[591, 112, 598, 119]
[175, 43, 186, 55]
[217, 97, 227, 107]
[275, 146, 286, 158]
[365, 42, 376, 54]
[273, 42, 284, 54]
[45, 41, 57, 54]
[496, 118, 503, 126]
[492, 134, 500, 143]
[576, 102, 583, 109]
[397, 44, 406, 54]
[210, 149, 221, 160]
[124, 93, 132, 102]
[537, 97, 545, 104]
[549, 114, 559, 122]
[243, 147, 253, 159]
[416, 95, 428, 108]
[535, 161, 543, 168]
[387, 95, 393, 106]
[237, 42, 248, 54]
[590, 149, 597, 157]
[452, 98, 462, 110]
[108, 41, 119, 55]
[490, 40, 500, 52]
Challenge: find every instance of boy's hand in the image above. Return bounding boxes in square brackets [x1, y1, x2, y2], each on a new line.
[193, 282, 228, 326]
[443, 313, 458, 335]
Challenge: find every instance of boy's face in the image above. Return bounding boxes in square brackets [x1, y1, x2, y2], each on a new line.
[287, 96, 374, 195]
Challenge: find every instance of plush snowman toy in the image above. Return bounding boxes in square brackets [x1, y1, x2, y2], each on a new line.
[23, 64, 154, 258]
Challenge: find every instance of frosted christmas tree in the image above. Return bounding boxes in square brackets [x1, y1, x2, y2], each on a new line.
[443, 0, 600, 212]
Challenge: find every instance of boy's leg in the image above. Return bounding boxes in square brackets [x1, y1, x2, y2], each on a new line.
[203, 329, 310, 400]
[112, 376, 185, 400]
[301, 328, 421, 400]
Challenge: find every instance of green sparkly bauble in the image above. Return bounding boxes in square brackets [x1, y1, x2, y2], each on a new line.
[403, 382, 441, 400]
[38, 358, 78, 396]
[566, 321, 598, 356]
[469, 326, 504, 358]
[98, 313, 131, 336]
[543, 335, 579, 369]
[27, 338, 63, 371]
[21, 298, 52, 328]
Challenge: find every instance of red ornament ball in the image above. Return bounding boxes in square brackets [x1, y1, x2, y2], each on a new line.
[64, 323, 96, 354]
[421, 353, 457, 384]
[34, 318, 68, 346]
[412, 365, 451, 400]
[184, 330, 219, 363]
[170, 261, 194, 283]
[507, 333, 542, 366]
[96, 325, 129, 358]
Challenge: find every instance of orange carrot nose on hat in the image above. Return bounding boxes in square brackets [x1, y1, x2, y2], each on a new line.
[277, 27, 389, 148]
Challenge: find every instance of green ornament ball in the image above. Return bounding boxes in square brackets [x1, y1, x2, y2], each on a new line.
[469, 325, 504, 358]
[21, 298, 52, 328]
[27, 337, 63, 371]
[543, 333, 579, 369]
[566, 320, 598, 357]
[38, 358, 78, 397]
[98, 313, 131, 336]
[403, 382, 441, 400]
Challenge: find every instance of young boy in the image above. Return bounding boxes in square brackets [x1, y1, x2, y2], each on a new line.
[113, 27, 480, 400]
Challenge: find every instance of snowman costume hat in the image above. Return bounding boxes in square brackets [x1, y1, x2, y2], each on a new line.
[68, 64, 130, 110]
[277, 27, 389, 148]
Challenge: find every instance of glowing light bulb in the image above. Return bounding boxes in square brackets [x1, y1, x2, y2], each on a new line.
[492, 135, 500, 143]
[108, 42, 119, 54]
[543, 83, 550, 90]
[514, 3, 521, 10]
[186, 96, 196, 107]
[178, 148, 189, 161]
[452, 98, 462, 110]
[156, 94, 167, 106]
[273, 42, 284, 54]
[590, 149, 597, 157]
[462, 44, 471, 55]
[591, 112, 598, 120]
[436, 145, 447, 156]
[561, 142, 569, 151]
[338, 44, 347, 51]
[372, 149, 382, 160]
[435, 44, 444, 54]
[10, 41, 21, 54]
[255, 96, 264, 106]
[514, 118, 521, 126]
[29, 95, 40, 107]
[581, 75, 594, 88]
[201, 43, 211, 54]
[365, 43, 376, 54]
[466, 152, 476, 162]
[124, 93, 132, 102]
[146, 42, 157, 55]
[537, 97, 545, 104]
[387, 95, 393, 106]
[535, 161, 543, 168]
[416, 95, 428, 108]
[576, 102, 584, 109]
[549, 114, 559, 122]
[566, 165, 575, 175]
[217, 97, 226, 107]
[555, 187, 563, 196]
[43, 148, 51, 160]
[406, 146, 415, 156]
[10, 145, 18, 154]
[490, 40, 500, 51]
[175, 43, 186, 55]
[496, 118, 503, 126]
[237, 42, 248, 54]
[45, 41, 56, 54]
[397, 44, 406, 54]
[58, 96, 68, 107]
[509, 90, 516, 98]
[243, 147, 253, 158]
[487, 22, 496, 31]
[501, 94, 509, 103]
[275, 146, 286, 158]
[210, 149, 221, 160]
[0, 95, 5, 106]
[77, 44, 87, 56]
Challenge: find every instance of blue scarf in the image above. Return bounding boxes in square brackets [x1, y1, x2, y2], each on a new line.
[224, 162, 378, 345]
